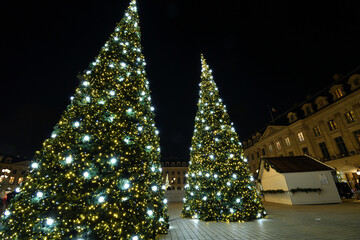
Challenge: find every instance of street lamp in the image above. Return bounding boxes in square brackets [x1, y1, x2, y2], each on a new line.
[0, 169, 11, 181]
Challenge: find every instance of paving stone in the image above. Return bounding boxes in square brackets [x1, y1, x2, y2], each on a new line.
[157, 199, 360, 240]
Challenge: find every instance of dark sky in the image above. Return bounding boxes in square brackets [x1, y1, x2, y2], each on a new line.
[1, 0, 360, 158]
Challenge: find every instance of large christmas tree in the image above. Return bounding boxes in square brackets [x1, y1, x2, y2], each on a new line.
[182, 54, 266, 222]
[1, 1, 168, 239]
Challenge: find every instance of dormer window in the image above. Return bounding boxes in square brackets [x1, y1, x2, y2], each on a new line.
[287, 112, 298, 123]
[348, 74, 360, 91]
[302, 103, 314, 117]
[329, 84, 346, 101]
[335, 88, 343, 98]
[315, 96, 329, 109]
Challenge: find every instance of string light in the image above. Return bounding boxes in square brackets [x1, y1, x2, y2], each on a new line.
[1, 1, 168, 239]
[182, 54, 266, 222]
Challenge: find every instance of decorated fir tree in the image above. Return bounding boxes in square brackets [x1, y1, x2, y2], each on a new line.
[182, 54, 266, 222]
[0, 1, 168, 239]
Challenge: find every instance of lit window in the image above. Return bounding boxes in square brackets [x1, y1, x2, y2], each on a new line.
[313, 126, 321, 137]
[18, 177, 24, 184]
[276, 141, 281, 150]
[9, 177, 15, 184]
[268, 145, 273, 153]
[335, 89, 343, 99]
[328, 120, 337, 131]
[298, 132, 305, 142]
[345, 111, 356, 124]
[285, 137, 291, 147]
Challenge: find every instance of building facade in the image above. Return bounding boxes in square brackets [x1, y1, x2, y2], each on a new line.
[161, 158, 189, 190]
[243, 71, 360, 190]
[0, 153, 30, 195]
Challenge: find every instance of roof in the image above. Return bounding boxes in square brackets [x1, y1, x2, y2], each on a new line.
[242, 65, 360, 148]
[0, 153, 31, 164]
[261, 156, 334, 173]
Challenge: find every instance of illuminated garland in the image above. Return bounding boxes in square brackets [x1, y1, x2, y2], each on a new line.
[182, 54, 266, 222]
[0, 1, 168, 239]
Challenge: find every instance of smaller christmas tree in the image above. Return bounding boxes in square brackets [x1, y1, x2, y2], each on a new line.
[182, 54, 266, 222]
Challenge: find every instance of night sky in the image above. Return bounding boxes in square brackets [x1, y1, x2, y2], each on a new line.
[1, 0, 360, 159]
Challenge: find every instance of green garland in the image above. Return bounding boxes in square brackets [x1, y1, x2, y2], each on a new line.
[290, 188, 321, 194]
[261, 189, 285, 194]
[262, 188, 322, 195]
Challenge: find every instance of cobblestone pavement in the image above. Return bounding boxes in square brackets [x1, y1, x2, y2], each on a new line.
[157, 199, 360, 240]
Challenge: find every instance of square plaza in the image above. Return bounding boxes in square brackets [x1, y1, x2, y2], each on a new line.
[158, 199, 359, 240]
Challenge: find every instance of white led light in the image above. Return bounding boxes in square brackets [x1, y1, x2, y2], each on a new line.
[83, 135, 90, 141]
[151, 185, 158, 192]
[151, 166, 155, 172]
[121, 62, 127, 68]
[46, 218, 54, 226]
[74, 121, 80, 128]
[185, 184, 189, 188]
[31, 162, 39, 169]
[86, 70, 91, 75]
[83, 171, 90, 178]
[229, 154, 234, 158]
[209, 155, 214, 160]
[114, 36, 119, 41]
[150, 106, 155, 111]
[98, 196, 105, 203]
[232, 174, 237, 179]
[110, 158, 117, 165]
[227, 182, 231, 186]
[183, 198, 186, 202]
[147, 210, 153, 216]
[230, 208, 234, 213]
[36, 191, 44, 198]
[217, 192, 221, 196]
[132, 236, 139, 240]
[51, 133, 57, 138]
[109, 90, 115, 96]
[205, 126, 210, 130]
[123, 182, 130, 189]
[190, 192, 194, 196]
[4, 210, 10, 216]
[155, 130, 159, 135]
[214, 174, 218, 179]
[203, 196, 207, 201]
[250, 176, 254, 181]
[205, 173, 210, 178]
[236, 198, 241, 203]
[195, 185, 199, 190]
[85, 96, 90, 102]
[146, 145, 152, 150]
[65, 156, 73, 164]
[127, 108, 132, 113]
[83, 81, 89, 87]
[15, 188, 20, 193]
[163, 199, 168, 204]
[257, 213, 262, 218]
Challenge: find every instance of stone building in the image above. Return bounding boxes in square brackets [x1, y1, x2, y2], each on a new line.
[243, 69, 360, 190]
[0, 153, 30, 194]
[161, 158, 189, 190]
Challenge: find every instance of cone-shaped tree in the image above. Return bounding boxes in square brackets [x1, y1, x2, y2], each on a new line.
[182, 54, 266, 222]
[0, 1, 168, 239]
